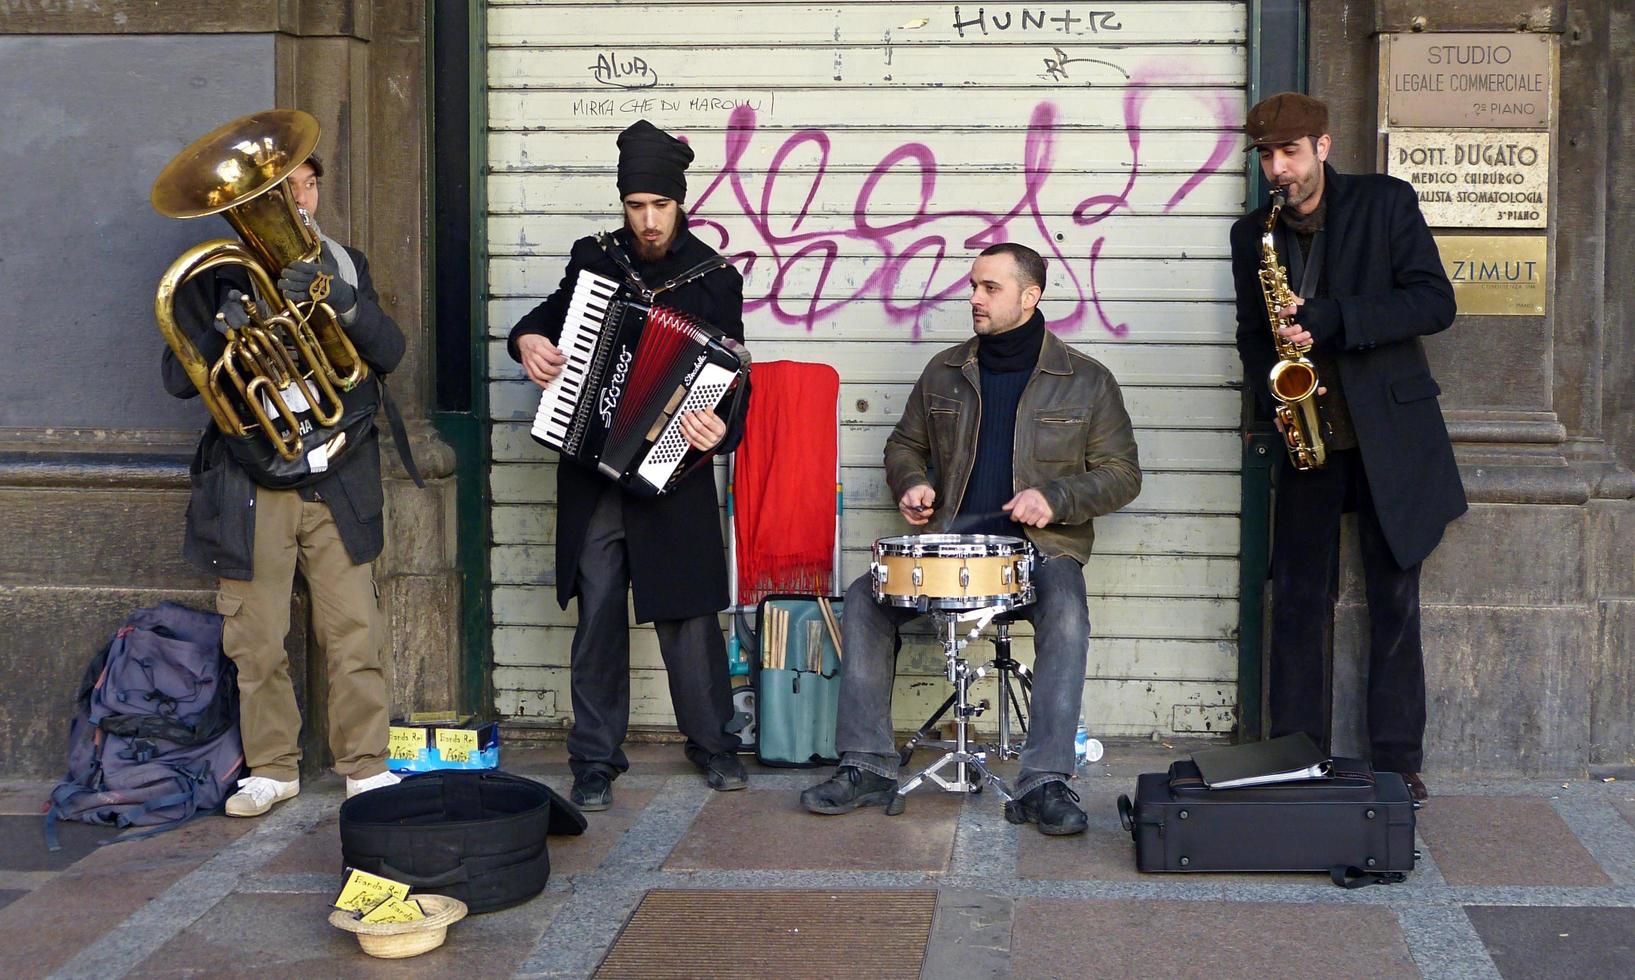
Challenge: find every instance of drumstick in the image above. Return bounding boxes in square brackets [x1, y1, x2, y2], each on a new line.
[943, 511, 1007, 533]
[817, 597, 843, 664]
[763, 607, 776, 671]
[768, 608, 780, 671]
[806, 619, 822, 672]
[771, 608, 784, 670]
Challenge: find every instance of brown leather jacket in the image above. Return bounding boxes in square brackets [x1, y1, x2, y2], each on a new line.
[884, 331, 1142, 562]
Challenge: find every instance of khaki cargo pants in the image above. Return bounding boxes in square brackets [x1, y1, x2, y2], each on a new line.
[217, 488, 389, 781]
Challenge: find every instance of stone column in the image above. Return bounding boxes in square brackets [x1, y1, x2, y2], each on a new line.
[1306, 0, 1635, 774]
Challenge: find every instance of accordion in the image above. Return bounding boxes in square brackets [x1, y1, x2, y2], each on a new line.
[530, 270, 751, 496]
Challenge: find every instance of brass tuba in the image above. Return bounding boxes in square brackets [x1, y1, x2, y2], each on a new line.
[151, 109, 367, 462]
[1258, 190, 1327, 470]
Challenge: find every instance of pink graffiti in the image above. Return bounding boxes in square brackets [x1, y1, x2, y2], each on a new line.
[687, 86, 1241, 338]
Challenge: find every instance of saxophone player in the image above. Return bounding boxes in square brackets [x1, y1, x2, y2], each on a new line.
[1230, 94, 1464, 802]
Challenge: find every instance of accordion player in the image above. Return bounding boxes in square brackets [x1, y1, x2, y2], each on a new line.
[529, 269, 751, 496]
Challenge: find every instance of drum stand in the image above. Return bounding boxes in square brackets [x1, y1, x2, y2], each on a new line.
[885, 603, 1030, 816]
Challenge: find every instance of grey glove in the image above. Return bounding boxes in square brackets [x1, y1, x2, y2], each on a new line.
[278, 243, 357, 315]
[213, 289, 252, 335]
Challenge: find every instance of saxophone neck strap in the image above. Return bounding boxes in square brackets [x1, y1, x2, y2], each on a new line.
[1274, 222, 1325, 300]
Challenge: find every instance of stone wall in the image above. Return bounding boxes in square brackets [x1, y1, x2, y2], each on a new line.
[0, 1, 462, 778]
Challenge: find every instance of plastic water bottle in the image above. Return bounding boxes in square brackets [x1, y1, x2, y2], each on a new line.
[1074, 720, 1105, 769]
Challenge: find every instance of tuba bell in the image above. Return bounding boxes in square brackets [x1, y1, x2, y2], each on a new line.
[151, 109, 367, 462]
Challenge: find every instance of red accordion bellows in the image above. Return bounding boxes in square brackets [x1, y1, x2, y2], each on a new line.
[734, 361, 840, 604]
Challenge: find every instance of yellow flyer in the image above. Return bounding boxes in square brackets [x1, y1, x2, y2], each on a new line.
[359, 896, 426, 923]
[333, 867, 411, 913]
[435, 727, 479, 762]
[387, 726, 425, 760]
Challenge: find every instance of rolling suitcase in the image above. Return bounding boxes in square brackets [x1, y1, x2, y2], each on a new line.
[1117, 757, 1420, 887]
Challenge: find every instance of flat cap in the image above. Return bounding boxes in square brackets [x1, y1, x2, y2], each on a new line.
[1244, 93, 1330, 149]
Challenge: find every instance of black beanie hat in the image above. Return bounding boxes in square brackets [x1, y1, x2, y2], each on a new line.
[616, 120, 693, 203]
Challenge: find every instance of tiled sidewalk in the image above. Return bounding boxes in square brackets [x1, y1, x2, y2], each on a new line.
[3, 742, 1634, 979]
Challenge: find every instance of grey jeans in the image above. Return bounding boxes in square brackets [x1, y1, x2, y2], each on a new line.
[834, 552, 1090, 795]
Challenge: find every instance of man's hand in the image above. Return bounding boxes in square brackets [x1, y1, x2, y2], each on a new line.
[679, 409, 727, 451]
[213, 290, 252, 335]
[1002, 488, 1054, 528]
[898, 484, 936, 526]
[516, 334, 566, 388]
[1275, 296, 1312, 347]
[278, 243, 356, 313]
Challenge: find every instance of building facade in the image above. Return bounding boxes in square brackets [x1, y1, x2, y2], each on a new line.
[1, 0, 1629, 778]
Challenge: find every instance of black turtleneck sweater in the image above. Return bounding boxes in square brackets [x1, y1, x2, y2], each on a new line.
[958, 310, 1046, 536]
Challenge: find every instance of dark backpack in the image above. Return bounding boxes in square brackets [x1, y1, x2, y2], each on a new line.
[46, 602, 246, 849]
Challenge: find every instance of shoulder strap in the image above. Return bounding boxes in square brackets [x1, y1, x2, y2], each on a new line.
[651, 254, 730, 298]
[594, 231, 653, 300]
[376, 375, 425, 489]
[595, 231, 731, 300]
[1330, 865, 1407, 889]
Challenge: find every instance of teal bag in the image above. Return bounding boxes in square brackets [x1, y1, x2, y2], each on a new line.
[754, 595, 844, 767]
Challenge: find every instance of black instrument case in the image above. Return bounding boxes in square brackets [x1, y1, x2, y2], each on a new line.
[1118, 757, 1418, 884]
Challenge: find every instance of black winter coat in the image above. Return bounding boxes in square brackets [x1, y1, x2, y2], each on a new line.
[508, 218, 748, 623]
[161, 246, 405, 579]
[1232, 164, 1467, 569]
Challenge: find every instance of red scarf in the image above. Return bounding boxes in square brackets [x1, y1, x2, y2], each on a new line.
[733, 361, 840, 604]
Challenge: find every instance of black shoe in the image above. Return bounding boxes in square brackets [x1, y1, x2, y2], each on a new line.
[701, 752, 747, 791]
[571, 771, 613, 812]
[1004, 781, 1088, 835]
[1401, 772, 1429, 802]
[800, 765, 898, 815]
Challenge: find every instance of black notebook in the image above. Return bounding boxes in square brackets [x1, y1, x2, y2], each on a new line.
[1192, 733, 1332, 789]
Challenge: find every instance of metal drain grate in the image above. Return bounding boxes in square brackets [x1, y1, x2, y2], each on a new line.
[595, 889, 938, 979]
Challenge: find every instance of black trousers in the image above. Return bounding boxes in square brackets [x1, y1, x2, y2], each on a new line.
[1270, 448, 1426, 773]
[566, 485, 740, 780]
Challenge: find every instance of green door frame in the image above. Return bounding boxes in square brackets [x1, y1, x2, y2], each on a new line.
[1237, 0, 1307, 741]
[427, 0, 492, 719]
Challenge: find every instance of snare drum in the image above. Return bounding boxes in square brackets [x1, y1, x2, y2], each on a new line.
[871, 534, 1036, 612]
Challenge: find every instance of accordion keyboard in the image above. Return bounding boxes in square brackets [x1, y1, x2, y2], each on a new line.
[531, 270, 621, 451]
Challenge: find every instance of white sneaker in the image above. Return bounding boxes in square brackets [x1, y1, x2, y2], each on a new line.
[346, 770, 402, 799]
[225, 775, 300, 817]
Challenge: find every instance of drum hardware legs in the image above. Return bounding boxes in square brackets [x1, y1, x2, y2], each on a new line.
[990, 623, 1031, 761]
[887, 606, 1022, 816]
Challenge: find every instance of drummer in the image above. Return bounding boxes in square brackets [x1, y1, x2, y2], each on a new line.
[799, 243, 1142, 835]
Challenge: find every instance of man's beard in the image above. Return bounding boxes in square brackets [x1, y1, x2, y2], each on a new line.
[1284, 167, 1323, 210]
[972, 310, 1020, 335]
[632, 236, 669, 260]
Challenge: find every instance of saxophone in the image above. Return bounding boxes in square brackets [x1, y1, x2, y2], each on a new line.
[1258, 191, 1327, 470]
